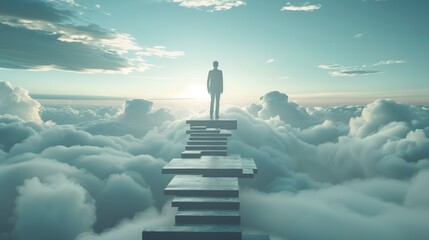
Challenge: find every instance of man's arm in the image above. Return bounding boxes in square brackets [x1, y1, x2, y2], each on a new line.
[207, 71, 211, 93]
[220, 70, 223, 93]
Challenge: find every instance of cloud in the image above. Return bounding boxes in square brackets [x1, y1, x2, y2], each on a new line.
[137, 46, 185, 59]
[0, 0, 183, 73]
[256, 91, 318, 128]
[76, 204, 175, 240]
[0, 0, 74, 22]
[266, 58, 274, 64]
[0, 81, 42, 123]
[318, 64, 341, 70]
[349, 99, 418, 137]
[373, 60, 406, 66]
[329, 70, 381, 77]
[281, 3, 321, 12]
[14, 175, 96, 240]
[171, 0, 246, 11]
[354, 33, 365, 38]
[81, 99, 175, 137]
[319, 60, 406, 77]
[241, 174, 429, 240]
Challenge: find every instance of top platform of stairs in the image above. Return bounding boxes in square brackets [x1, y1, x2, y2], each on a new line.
[186, 119, 237, 130]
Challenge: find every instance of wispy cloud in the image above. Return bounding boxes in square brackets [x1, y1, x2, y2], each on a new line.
[329, 70, 381, 77]
[354, 33, 365, 38]
[318, 60, 405, 77]
[266, 58, 274, 64]
[373, 60, 406, 66]
[137, 46, 185, 59]
[281, 2, 321, 12]
[317, 64, 341, 70]
[171, 0, 246, 11]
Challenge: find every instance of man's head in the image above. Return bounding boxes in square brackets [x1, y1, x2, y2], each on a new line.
[213, 61, 219, 69]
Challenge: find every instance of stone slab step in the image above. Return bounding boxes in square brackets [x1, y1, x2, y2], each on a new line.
[172, 196, 240, 210]
[186, 128, 221, 134]
[188, 140, 227, 145]
[163, 156, 256, 178]
[190, 130, 232, 137]
[176, 210, 240, 224]
[187, 119, 238, 130]
[143, 224, 241, 240]
[164, 175, 239, 197]
[181, 150, 201, 159]
[201, 150, 227, 156]
[189, 136, 228, 141]
[190, 126, 207, 130]
[243, 235, 271, 240]
[186, 145, 227, 151]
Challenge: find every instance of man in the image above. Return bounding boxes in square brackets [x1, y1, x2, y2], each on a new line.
[207, 61, 223, 119]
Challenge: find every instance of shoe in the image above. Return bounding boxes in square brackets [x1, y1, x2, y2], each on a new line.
[215, 115, 219, 119]
[210, 115, 213, 119]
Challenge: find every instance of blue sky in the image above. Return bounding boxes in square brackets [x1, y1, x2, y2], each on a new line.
[1, 0, 428, 105]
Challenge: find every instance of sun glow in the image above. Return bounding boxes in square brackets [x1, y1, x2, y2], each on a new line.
[185, 85, 208, 99]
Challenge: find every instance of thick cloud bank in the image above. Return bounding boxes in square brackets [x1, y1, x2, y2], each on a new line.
[1, 84, 429, 240]
[0, 81, 42, 123]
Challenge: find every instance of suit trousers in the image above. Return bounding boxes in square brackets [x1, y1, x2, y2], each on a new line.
[210, 93, 221, 117]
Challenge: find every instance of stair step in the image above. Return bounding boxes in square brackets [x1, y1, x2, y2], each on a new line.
[189, 137, 228, 141]
[188, 141, 227, 145]
[186, 145, 227, 151]
[181, 150, 202, 159]
[143, 224, 241, 240]
[190, 130, 232, 137]
[165, 175, 239, 197]
[190, 126, 207, 130]
[172, 196, 240, 210]
[176, 210, 240, 224]
[201, 150, 227, 156]
[163, 156, 256, 178]
[187, 119, 238, 130]
[243, 235, 271, 240]
[186, 128, 221, 134]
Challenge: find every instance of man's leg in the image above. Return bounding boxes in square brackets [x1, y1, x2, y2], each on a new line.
[210, 93, 215, 118]
[215, 93, 220, 118]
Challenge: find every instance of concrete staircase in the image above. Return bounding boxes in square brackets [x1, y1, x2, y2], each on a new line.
[143, 119, 270, 240]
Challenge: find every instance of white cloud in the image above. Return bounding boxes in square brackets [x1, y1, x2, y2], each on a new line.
[318, 64, 341, 70]
[0, 81, 42, 123]
[171, 0, 246, 11]
[354, 33, 365, 38]
[281, 3, 321, 12]
[329, 70, 381, 77]
[14, 175, 96, 240]
[266, 58, 274, 64]
[137, 46, 185, 59]
[318, 59, 405, 77]
[373, 60, 406, 66]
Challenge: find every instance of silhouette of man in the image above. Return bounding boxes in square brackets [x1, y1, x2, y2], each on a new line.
[207, 61, 223, 119]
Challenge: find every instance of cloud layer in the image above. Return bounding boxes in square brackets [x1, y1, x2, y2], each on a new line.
[1, 82, 429, 240]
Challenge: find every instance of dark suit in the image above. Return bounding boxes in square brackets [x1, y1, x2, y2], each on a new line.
[207, 69, 223, 118]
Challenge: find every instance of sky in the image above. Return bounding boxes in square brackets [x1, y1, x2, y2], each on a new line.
[1, 0, 428, 105]
[1, 1, 429, 239]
